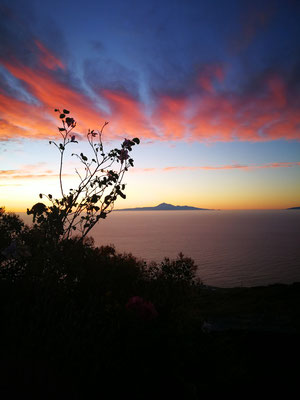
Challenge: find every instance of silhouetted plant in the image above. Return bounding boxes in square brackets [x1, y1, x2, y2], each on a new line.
[146, 252, 201, 285]
[27, 108, 140, 241]
[0, 207, 24, 247]
[0, 208, 30, 279]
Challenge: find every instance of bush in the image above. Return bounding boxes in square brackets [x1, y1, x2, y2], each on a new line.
[145, 252, 201, 284]
[0, 109, 212, 399]
[0, 204, 205, 399]
[27, 108, 140, 242]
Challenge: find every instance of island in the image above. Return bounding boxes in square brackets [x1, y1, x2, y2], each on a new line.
[287, 207, 300, 210]
[115, 202, 212, 211]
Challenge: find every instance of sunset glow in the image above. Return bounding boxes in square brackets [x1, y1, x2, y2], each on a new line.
[1, 0, 299, 210]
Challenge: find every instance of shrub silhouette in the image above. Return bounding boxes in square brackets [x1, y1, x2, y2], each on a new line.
[146, 252, 199, 284]
[0, 110, 208, 399]
[27, 108, 140, 242]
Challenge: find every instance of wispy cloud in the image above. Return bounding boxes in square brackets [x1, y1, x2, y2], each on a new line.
[1, 51, 299, 143]
[0, 163, 71, 180]
[34, 40, 65, 71]
[3, 161, 298, 181]
[132, 161, 300, 173]
[0, 2, 299, 144]
[0, 170, 16, 175]
[0, 172, 72, 180]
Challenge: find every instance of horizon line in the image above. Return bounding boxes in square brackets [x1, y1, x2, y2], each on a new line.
[8, 207, 299, 213]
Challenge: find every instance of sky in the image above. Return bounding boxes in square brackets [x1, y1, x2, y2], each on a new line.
[0, 0, 299, 211]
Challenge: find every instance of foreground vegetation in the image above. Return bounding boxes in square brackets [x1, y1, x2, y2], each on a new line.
[1, 110, 299, 397]
[1, 210, 299, 398]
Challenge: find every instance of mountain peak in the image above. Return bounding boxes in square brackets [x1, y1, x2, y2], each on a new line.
[116, 202, 212, 211]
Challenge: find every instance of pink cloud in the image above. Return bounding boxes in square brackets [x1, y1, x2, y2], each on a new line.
[0, 41, 299, 143]
[197, 64, 225, 93]
[34, 40, 65, 71]
[132, 161, 300, 173]
[0, 164, 70, 180]
[152, 96, 188, 140]
[101, 90, 157, 139]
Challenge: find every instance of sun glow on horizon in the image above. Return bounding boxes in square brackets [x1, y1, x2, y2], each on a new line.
[1, 1, 300, 212]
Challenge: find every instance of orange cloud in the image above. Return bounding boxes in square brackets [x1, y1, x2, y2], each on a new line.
[152, 96, 188, 140]
[0, 92, 55, 140]
[0, 170, 16, 175]
[187, 74, 300, 142]
[0, 171, 71, 180]
[34, 40, 65, 71]
[101, 90, 157, 139]
[0, 45, 299, 143]
[163, 165, 248, 171]
[257, 162, 300, 169]
[2, 59, 104, 130]
[0, 118, 28, 140]
[132, 161, 300, 173]
[0, 164, 70, 180]
[0, 57, 154, 141]
[11, 174, 58, 179]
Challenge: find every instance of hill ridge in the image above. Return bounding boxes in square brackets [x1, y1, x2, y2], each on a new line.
[115, 202, 212, 211]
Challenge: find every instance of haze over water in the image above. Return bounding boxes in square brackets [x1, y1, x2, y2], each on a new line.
[90, 210, 300, 287]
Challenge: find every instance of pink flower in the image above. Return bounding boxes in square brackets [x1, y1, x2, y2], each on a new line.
[126, 296, 158, 320]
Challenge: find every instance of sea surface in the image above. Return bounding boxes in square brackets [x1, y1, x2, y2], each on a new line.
[20, 210, 300, 288]
[91, 210, 300, 287]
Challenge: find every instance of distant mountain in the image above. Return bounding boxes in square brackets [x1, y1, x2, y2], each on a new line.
[287, 206, 300, 210]
[115, 202, 212, 211]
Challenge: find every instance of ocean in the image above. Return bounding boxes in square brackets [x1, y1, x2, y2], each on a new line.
[19, 210, 300, 288]
[91, 210, 300, 287]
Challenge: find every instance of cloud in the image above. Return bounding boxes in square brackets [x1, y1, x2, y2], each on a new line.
[197, 64, 225, 93]
[258, 161, 300, 169]
[5, 160, 298, 181]
[1, 52, 300, 143]
[0, 163, 67, 180]
[101, 90, 158, 139]
[83, 56, 139, 98]
[0, 170, 71, 180]
[0, 50, 156, 141]
[11, 174, 62, 180]
[0, 58, 107, 138]
[34, 40, 65, 71]
[151, 96, 189, 140]
[0, 2, 300, 144]
[132, 161, 300, 173]
[0, 170, 15, 175]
